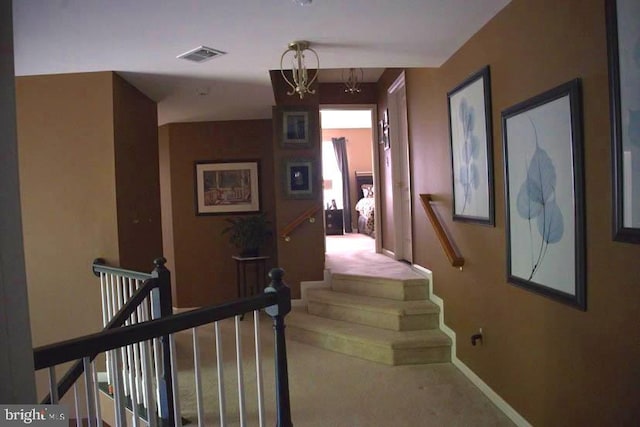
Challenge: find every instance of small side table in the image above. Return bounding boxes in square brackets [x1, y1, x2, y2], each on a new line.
[232, 255, 270, 300]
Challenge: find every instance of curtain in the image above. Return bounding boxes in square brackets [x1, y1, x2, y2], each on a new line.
[332, 137, 352, 232]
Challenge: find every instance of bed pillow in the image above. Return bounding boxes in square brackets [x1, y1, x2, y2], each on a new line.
[361, 184, 374, 198]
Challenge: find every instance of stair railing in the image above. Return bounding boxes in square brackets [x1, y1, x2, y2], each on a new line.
[41, 258, 175, 426]
[35, 261, 293, 427]
[419, 194, 465, 268]
[280, 205, 322, 241]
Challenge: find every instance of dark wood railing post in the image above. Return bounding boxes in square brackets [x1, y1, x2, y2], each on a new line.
[150, 257, 175, 425]
[264, 268, 293, 427]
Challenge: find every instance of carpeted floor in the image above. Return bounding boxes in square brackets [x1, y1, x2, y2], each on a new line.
[172, 234, 514, 426]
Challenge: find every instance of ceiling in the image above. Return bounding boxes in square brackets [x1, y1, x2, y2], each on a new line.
[12, 0, 510, 125]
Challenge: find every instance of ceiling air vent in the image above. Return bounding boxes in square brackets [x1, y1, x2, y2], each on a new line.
[177, 46, 226, 63]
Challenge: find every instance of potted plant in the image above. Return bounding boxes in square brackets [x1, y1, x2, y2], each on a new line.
[222, 213, 272, 257]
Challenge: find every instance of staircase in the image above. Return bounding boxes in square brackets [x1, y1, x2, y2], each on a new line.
[288, 272, 451, 365]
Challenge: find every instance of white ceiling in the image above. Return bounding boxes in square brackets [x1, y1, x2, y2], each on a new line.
[12, 0, 510, 125]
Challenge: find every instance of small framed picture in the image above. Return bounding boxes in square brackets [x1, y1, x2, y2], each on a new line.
[383, 109, 391, 150]
[284, 159, 315, 199]
[195, 161, 260, 215]
[275, 107, 319, 148]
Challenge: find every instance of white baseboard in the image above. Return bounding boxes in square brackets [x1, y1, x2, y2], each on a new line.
[381, 248, 395, 258]
[411, 264, 532, 427]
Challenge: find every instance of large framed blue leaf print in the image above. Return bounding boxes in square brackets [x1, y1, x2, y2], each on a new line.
[502, 79, 586, 310]
[447, 66, 495, 225]
[607, 0, 640, 244]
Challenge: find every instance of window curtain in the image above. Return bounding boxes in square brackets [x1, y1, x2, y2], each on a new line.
[332, 137, 352, 232]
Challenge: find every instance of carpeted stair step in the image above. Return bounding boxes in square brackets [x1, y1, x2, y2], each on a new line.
[306, 288, 439, 331]
[330, 273, 428, 301]
[287, 307, 451, 366]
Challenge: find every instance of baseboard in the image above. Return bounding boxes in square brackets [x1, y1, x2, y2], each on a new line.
[381, 248, 395, 259]
[411, 264, 532, 427]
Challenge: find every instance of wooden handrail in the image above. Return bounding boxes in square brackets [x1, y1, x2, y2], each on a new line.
[419, 194, 464, 267]
[280, 205, 322, 241]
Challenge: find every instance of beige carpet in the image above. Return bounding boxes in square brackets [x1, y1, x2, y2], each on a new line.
[171, 233, 513, 426]
[174, 315, 513, 426]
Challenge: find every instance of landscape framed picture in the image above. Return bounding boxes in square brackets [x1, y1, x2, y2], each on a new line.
[606, 0, 640, 243]
[502, 79, 586, 310]
[447, 65, 495, 225]
[284, 158, 315, 199]
[195, 161, 260, 215]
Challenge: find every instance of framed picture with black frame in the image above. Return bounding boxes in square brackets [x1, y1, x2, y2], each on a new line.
[283, 158, 316, 199]
[606, 0, 640, 243]
[276, 106, 318, 149]
[447, 65, 495, 225]
[502, 78, 586, 310]
[195, 160, 260, 215]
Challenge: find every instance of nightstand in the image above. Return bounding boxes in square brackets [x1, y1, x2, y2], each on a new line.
[325, 209, 344, 235]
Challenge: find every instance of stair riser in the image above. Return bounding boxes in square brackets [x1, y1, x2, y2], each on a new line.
[288, 326, 450, 366]
[331, 278, 427, 301]
[308, 301, 439, 331]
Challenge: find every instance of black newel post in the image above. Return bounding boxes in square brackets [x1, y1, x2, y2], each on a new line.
[264, 268, 293, 427]
[151, 257, 175, 425]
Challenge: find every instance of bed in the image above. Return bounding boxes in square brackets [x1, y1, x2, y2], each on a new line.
[354, 171, 375, 237]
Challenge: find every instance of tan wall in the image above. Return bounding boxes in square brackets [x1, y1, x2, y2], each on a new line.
[159, 120, 277, 307]
[321, 128, 374, 230]
[403, 0, 640, 424]
[16, 72, 119, 347]
[112, 73, 163, 272]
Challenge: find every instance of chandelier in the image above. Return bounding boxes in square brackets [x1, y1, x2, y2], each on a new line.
[342, 68, 363, 94]
[280, 41, 319, 99]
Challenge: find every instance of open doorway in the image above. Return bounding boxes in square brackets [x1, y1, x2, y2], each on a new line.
[320, 106, 379, 255]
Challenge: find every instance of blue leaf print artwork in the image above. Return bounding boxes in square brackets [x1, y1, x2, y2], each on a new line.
[629, 109, 640, 147]
[457, 98, 480, 213]
[516, 118, 564, 281]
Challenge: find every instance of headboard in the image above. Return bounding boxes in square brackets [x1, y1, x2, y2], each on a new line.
[355, 171, 373, 200]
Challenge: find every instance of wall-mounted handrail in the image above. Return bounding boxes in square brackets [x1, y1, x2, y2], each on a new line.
[419, 194, 464, 267]
[280, 205, 322, 241]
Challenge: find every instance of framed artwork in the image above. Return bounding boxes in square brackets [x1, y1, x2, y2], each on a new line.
[275, 106, 318, 149]
[606, 0, 640, 243]
[284, 159, 315, 199]
[502, 79, 586, 310]
[447, 65, 495, 225]
[195, 161, 260, 215]
[383, 109, 390, 150]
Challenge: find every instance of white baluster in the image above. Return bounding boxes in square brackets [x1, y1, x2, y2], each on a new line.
[235, 316, 246, 427]
[214, 321, 227, 427]
[48, 367, 58, 404]
[169, 334, 182, 427]
[73, 382, 81, 427]
[192, 327, 205, 427]
[83, 357, 96, 427]
[140, 338, 158, 427]
[91, 362, 102, 427]
[111, 348, 127, 427]
[102, 272, 112, 386]
[254, 310, 265, 427]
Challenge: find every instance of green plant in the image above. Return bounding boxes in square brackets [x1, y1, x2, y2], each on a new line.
[222, 213, 272, 257]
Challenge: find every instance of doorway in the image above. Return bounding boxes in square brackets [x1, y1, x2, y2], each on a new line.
[320, 106, 379, 255]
